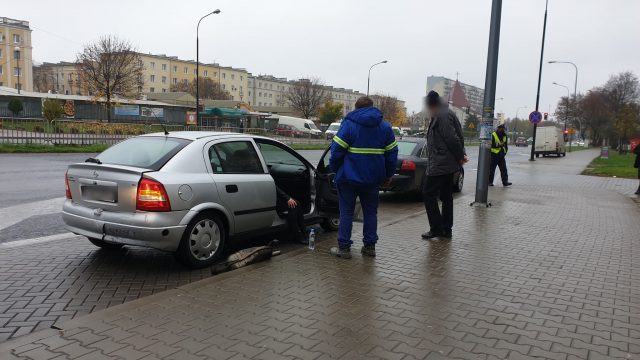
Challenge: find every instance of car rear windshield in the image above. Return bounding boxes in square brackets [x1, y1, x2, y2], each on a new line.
[96, 136, 191, 170]
[397, 141, 419, 156]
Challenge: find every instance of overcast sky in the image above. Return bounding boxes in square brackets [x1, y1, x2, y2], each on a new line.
[6, 0, 640, 116]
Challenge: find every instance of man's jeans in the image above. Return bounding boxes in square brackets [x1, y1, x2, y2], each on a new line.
[337, 182, 379, 249]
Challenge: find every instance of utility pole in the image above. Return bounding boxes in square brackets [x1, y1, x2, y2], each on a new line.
[196, 9, 221, 125]
[530, 0, 550, 161]
[473, 0, 502, 206]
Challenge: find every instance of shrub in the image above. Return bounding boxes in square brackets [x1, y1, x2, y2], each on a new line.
[33, 126, 44, 133]
[8, 98, 23, 116]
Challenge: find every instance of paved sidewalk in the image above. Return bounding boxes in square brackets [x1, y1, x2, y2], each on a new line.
[2, 151, 640, 359]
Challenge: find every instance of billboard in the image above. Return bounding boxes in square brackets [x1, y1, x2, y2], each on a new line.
[114, 105, 140, 116]
[186, 111, 197, 125]
[141, 107, 164, 118]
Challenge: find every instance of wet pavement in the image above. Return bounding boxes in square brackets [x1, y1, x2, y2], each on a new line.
[0, 149, 638, 359]
[1, 147, 639, 359]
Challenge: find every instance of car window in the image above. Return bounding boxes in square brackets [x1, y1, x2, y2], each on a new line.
[304, 123, 311, 129]
[397, 141, 419, 156]
[208, 141, 264, 174]
[308, 122, 319, 130]
[96, 136, 190, 170]
[420, 143, 428, 158]
[327, 124, 340, 131]
[258, 143, 304, 166]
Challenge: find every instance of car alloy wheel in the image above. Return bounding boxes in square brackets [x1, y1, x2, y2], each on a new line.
[177, 212, 226, 268]
[189, 219, 221, 261]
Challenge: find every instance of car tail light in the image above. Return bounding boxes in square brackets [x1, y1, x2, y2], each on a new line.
[401, 160, 416, 171]
[137, 178, 171, 212]
[65, 171, 72, 199]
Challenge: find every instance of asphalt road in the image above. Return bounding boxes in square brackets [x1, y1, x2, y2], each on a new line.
[0, 147, 546, 243]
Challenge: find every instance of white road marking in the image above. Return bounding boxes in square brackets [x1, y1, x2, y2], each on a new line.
[0, 197, 65, 231]
[0, 232, 77, 249]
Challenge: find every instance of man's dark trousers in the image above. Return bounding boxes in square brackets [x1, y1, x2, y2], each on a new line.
[337, 182, 379, 249]
[489, 153, 508, 185]
[423, 173, 454, 234]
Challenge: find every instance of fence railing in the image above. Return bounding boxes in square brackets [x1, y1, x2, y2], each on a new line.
[0, 118, 330, 146]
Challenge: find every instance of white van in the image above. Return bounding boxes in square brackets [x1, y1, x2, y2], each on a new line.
[324, 122, 342, 140]
[276, 116, 322, 138]
[534, 126, 566, 157]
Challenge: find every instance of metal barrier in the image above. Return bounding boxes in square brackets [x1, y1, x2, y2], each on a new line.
[0, 118, 330, 146]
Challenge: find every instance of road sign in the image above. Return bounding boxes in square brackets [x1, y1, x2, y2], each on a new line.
[529, 111, 542, 124]
[468, 122, 476, 129]
[186, 111, 197, 125]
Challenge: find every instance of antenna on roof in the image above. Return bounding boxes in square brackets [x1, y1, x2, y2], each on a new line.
[161, 124, 169, 135]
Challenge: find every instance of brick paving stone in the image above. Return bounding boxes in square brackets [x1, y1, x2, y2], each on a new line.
[1, 150, 640, 359]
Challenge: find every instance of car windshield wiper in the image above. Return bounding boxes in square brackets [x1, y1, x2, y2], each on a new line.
[85, 157, 102, 164]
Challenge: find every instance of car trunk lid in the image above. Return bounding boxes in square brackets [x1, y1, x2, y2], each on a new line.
[67, 163, 147, 212]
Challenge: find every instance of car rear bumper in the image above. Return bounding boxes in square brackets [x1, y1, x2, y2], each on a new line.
[382, 174, 419, 193]
[62, 200, 187, 252]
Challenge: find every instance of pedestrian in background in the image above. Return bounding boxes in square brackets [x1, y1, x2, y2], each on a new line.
[329, 97, 398, 259]
[489, 124, 512, 187]
[634, 143, 640, 195]
[422, 91, 467, 240]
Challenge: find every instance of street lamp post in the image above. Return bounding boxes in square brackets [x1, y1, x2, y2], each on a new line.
[14, 46, 21, 94]
[473, 0, 502, 206]
[549, 61, 578, 147]
[529, 0, 550, 162]
[366, 60, 388, 96]
[196, 9, 221, 125]
[553, 81, 571, 150]
[513, 105, 527, 143]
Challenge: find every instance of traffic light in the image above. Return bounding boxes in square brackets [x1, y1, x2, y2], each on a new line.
[544, 112, 549, 120]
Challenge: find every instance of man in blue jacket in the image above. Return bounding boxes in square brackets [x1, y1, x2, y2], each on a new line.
[329, 97, 398, 259]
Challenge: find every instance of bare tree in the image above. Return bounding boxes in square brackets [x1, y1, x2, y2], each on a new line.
[76, 35, 144, 122]
[170, 78, 231, 100]
[285, 78, 329, 119]
[371, 94, 405, 126]
[33, 68, 56, 93]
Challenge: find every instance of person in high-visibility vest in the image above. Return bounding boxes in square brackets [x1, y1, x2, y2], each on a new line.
[489, 124, 512, 187]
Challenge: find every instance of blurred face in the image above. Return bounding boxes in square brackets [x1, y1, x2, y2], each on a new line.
[497, 127, 505, 134]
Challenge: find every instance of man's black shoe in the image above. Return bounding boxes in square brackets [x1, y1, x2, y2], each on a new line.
[439, 230, 452, 239]
[488, 183, 494, 187]
[421, 231, 440, 240]
[361, 245, 376, 257]
[503, 182, 512, 187]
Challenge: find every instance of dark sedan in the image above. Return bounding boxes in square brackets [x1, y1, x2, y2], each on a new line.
[381, 137, 464, 198]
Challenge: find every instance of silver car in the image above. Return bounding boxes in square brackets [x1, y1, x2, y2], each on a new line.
[63, 132, 340, 268]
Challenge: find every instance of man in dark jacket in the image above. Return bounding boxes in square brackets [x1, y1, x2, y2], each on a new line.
[276, 186, 307, 244]
[489, 124, 512, 187]
[634, 144, 640, 195]
[329, 96, 398, 259]
[422, 91, 467, 240]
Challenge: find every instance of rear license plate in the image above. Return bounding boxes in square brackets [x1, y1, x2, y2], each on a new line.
[82, 186, 118, 203]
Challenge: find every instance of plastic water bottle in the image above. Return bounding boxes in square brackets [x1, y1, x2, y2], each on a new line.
[308, 228, 316, 250]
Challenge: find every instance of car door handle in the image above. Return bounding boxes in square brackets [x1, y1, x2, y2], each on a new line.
[226, 185, 238, 193]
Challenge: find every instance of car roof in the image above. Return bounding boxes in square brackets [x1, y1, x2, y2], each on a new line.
[141, 131, 258, 141]
[397, 137, 426, 143]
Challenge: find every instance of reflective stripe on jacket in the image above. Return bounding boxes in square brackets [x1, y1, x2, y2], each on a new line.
[329, 107, 398, 185]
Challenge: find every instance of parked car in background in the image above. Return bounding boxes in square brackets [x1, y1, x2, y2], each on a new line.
[276, 115, 323, 138]
[275, 124, 301, 137]
[324, 122, 341, 140]
[534, 126, 566, 157]
[515, 137, 528, 147]
[62, 132, 341, 268]
[377, 137, 464, 197]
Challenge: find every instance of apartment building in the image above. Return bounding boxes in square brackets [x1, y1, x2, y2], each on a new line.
[427, 75, 484, 114]
[0, 17, 33, 91]
[33, 62, 84, 95]
[247, 74, 365, 115]
[138, 53, 248, 101]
